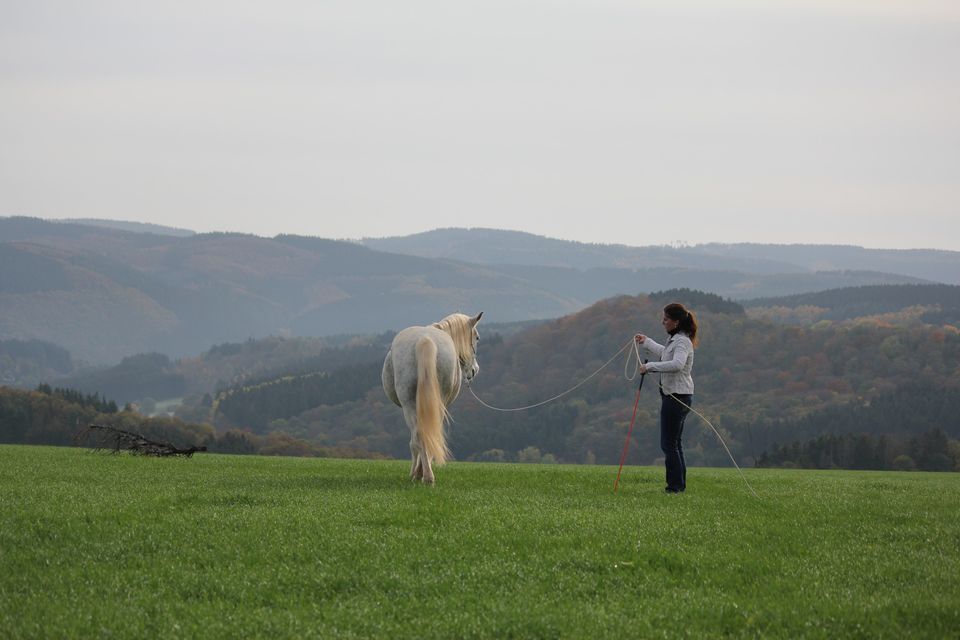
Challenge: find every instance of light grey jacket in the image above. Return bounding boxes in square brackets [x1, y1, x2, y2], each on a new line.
[639, 332, 695, 395]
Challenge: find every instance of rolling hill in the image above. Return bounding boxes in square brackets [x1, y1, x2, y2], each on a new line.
[3, 217, 945, 365]
[139, 287, 958, 467]
[744, 283, 960, 325]
[1, 218, 582, 362]
[3, 284, 958, 471]
[362, 228, 960, 284]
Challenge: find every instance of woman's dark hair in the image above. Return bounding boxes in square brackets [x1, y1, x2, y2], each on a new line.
[664, 302, 699, 346]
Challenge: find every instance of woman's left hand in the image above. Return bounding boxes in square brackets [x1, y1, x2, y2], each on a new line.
[638, 363, 648, 375]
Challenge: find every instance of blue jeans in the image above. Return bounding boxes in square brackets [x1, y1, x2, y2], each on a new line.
[660, 393, 692, 492]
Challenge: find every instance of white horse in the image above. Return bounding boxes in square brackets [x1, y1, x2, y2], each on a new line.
[382, 312, 482, 485]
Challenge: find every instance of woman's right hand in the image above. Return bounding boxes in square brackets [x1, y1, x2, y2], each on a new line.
[634, 333, 646, 344]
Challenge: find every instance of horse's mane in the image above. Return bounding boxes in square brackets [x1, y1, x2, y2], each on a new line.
[433, 313, 475, 365]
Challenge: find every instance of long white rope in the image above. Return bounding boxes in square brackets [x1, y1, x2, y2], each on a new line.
[466, 338, 637, 412]
[662, 393, 759, 498]
[467, 334, 759, 496]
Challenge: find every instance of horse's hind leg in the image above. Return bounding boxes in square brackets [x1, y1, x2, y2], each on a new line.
[420, 454, 435, 485]
[403, 407, 424, 481]
[402, 405, 435, 485]
[410, 437, 424, 481]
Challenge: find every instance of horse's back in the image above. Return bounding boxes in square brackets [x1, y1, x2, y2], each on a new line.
[386, 325, 458, 406]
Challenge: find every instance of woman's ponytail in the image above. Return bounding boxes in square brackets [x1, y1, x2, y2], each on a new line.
[664, 302, 699, 346]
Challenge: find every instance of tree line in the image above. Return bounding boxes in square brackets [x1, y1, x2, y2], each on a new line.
[56, 353, 186, 404]
[757, 429, 958, 472]
[744, 284, 960, 323]
[0, 386, 383, 459]
[215, 361, 382, 432]
[35, 384, 119, 414]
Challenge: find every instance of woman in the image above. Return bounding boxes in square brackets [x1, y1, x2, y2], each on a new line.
[635, 302, 698, 493]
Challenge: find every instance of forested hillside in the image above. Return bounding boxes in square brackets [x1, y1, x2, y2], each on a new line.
[745, 284, 960, 325]
[0, 385, 209, 449]
[152, 288, 959, 469]
[443, 292, 960, 467]
[733, 384, 960, 471]
[215, 362, 383, 432]
[5, 286, 959, 470]
[51, 335, 390, 407]
[56, 353, 186, 405]
[0, 339, 76, 388]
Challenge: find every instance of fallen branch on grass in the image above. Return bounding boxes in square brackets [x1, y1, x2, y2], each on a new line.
[75, 424, 207, 457]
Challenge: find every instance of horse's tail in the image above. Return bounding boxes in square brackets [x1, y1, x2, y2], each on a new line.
[416, 336, 451, 465]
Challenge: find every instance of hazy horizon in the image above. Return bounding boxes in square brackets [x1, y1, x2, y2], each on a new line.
[5, 215, 951, 253]
[3, 1, 958, 250]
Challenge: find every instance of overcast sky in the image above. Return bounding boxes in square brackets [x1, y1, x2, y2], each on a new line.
[2, 1, 958, 249]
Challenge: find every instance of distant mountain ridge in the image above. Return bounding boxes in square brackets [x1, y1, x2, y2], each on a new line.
[63, 219, 196, 237]
[1, 217, 952, 364]
[362, 228, 806, 273]
[362, 228, 960, 284]
[1, 218, 586, 362]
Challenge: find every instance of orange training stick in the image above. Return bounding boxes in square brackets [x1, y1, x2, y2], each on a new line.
[614, 385, 643, 492]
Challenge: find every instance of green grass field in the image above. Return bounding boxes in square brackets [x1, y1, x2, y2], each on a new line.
[1, 445, 958, 639]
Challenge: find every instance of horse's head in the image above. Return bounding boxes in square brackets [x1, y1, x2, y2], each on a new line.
[465, 311, 482, 381]
[435, 311, 483, 382]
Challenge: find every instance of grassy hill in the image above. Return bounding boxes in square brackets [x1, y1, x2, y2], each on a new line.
[2, 445, 957, 638]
